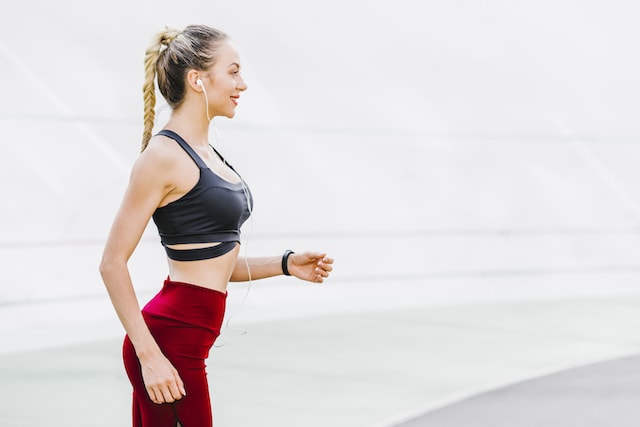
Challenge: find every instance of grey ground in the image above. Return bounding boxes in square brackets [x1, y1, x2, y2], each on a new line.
[3, 292, 640, 426]
[395, 354, 640, 427]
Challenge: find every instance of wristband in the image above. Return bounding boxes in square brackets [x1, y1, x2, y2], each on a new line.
[282, 250, 294, 276]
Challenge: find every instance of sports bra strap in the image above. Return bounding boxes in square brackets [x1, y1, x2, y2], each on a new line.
[157, 129, 208, 169]
[209, 144, 236, 172]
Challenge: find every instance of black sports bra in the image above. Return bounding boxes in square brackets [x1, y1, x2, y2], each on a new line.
[151, 129, 252, 261]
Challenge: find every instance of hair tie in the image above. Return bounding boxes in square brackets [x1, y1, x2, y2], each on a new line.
[162, 27, 182, 46]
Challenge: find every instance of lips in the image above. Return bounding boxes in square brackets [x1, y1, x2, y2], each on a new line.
[230, 96, 239, 106]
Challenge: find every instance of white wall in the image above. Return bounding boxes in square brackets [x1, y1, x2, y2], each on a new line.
[1, 1, 640, 348]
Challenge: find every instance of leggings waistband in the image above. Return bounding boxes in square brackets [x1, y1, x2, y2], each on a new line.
[142, 277, 227, 331]
[162, 277, 228, 296]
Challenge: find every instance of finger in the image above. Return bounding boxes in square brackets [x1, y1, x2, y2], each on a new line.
[146, 386, 159, 404]
[315, 267, 330, 278]
[175, 372, 187, 397]
[168, 373, 185, 400]
[318, 261, 333, 272]
[161, 387, 176, 403]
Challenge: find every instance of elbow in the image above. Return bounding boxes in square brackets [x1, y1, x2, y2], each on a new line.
[99, 254, 125, 282]
[98, 256, 112, 282]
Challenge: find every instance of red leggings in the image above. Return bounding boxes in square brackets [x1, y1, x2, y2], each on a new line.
[122, 278, 226, 427]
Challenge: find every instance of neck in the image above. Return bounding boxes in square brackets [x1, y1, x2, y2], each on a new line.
[166, 104, 211, 148]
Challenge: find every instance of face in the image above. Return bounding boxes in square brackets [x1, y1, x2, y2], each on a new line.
[200, 40, 248, 118]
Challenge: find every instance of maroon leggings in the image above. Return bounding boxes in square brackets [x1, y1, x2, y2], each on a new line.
[122, 278, 226, 427]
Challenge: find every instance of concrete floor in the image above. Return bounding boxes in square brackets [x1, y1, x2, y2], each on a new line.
[2, 275, 640, 427]
[396, 353, 640, 427]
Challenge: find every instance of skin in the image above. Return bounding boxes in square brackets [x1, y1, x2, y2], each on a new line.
[99, 39, 333, 405]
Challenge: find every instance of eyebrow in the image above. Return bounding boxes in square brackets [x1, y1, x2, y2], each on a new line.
[228, 62, 241, 68]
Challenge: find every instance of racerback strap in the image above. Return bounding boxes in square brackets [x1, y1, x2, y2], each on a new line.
[156, 129, 208, 169]
[156, 129, 238, 173]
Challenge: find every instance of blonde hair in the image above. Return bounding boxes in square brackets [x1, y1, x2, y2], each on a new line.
[141, 25, 229, 151]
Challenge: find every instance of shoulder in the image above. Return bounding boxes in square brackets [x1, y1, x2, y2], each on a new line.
[136, 133, 189, 171]
[130, 134, 183, 186]
[140, 134, 183, 165]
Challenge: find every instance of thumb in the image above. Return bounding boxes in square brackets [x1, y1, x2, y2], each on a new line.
[304, 251, 326, 261]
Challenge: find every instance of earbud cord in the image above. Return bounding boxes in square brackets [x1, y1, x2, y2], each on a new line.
[222, 175, 253, 334]
[201, 83, 212, 123]
[209, 123, 254, 347]
[201, 81, 253, 345]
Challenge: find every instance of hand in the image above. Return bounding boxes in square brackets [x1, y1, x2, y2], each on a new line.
[288, 251, 334, 283]
[140, 353, 186, 404]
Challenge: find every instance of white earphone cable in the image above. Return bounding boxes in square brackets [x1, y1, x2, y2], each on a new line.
[210, 123, 254, 347]
[199, 79, 212, 122]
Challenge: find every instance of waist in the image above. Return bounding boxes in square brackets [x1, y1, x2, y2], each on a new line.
[167, 244, 240, 292]
[142, 278, 227, 330]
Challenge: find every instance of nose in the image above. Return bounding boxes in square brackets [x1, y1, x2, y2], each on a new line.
[237, 75, 248, 92]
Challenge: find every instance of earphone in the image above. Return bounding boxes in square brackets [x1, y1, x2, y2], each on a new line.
[197, 78, 212, 122]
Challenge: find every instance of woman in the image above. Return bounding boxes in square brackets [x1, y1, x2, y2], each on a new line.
[99, 24, 334, 426]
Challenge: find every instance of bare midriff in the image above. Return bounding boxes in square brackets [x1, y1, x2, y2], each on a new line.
[166, 242, 240, 293]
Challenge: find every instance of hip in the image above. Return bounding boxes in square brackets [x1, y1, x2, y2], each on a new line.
[142, 277, 227, 333]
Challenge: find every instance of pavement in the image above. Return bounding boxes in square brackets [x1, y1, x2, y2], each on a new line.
[395, 354, 640, 427]
[2, 277, 640, 427]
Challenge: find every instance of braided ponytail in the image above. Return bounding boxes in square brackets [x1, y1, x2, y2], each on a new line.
[141, 27, 181, 151]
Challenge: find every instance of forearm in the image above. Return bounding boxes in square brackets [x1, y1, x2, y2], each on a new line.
[99, 258, 162, 360]
[230, 251, 332, 283]
[229, 255, 285, 282]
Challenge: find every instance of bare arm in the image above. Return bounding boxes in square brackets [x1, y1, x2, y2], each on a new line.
[99, 142, 185, 404]
[230, 251, 334, 283]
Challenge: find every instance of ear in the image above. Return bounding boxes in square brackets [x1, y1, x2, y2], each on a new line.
[186, 69, 202, 91]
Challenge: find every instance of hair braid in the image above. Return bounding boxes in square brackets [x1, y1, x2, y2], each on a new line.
[141, 28, 181, 152]
[141, 47, 158, 152]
